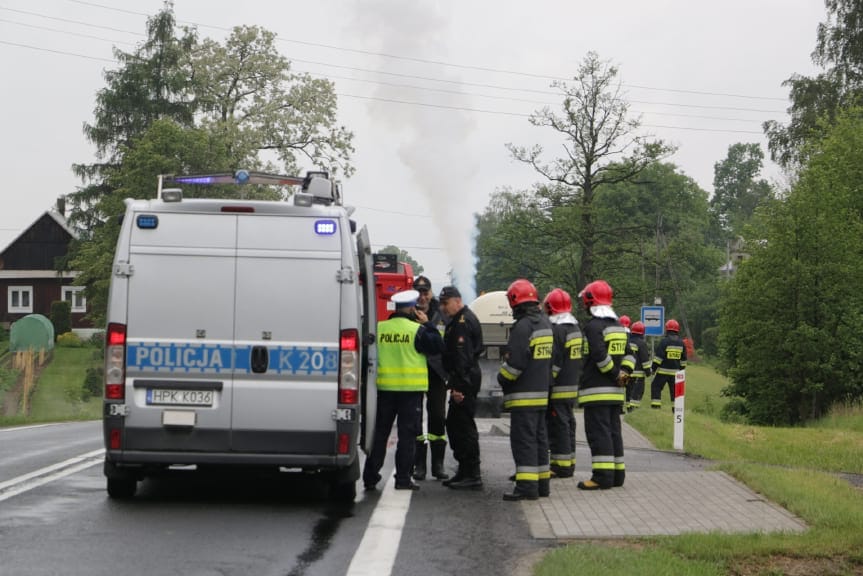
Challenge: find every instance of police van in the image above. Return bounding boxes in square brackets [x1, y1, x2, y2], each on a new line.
[102, 171, 377, 501]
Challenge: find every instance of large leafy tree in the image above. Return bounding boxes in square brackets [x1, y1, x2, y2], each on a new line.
[65, 5, 355, 323]
[764, 0, 863, 168]
[721, 108, 863, 425]
[506, 51, 674, 287]
[709, 143, 774, 239]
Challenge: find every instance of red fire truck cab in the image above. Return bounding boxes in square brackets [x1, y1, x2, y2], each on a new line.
[372, 253, 415, 322]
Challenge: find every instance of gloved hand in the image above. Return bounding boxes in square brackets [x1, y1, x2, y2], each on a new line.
[616, 371, 630, 387]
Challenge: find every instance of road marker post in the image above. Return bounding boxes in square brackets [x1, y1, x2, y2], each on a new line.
[673, 370, 685, 451]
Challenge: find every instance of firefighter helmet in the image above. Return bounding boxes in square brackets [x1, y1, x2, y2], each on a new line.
[665, 319, 680, 333]
[506, 279, 539, 308]
[631, 321, 645, 335]
[578, 280, 613, 307]
[619, 315, 631, 328]
[542, 288, 572, 315]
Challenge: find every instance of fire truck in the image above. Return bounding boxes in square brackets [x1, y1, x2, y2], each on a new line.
[371, 253, 415, 322]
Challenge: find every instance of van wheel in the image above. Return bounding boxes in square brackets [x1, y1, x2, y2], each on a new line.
[107, 477, 137, 500]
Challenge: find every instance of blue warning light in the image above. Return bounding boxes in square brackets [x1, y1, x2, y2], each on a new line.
[314, 219, 337, 235]
[234, 170, 250, 184]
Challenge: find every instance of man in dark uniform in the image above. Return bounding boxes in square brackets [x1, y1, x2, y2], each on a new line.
[627, 321, 652, 411]
[362, 289, 444, 491]
[650, 319, 687, 410]
[542, 288, 583, 479]
[577, 280, 634, 490]
[411, 275, 450, 481]
[438, 286, 485, 490]
[498, 279, 553, 501]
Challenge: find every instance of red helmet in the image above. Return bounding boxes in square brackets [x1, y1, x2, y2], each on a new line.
[506, 279, 539, 308]
[543, 288, 572, 315]
[665, 319, 680, 333]
[619, 315, 631, 328]
[631, 321, 645, 335]
[579, 280, 613, 307]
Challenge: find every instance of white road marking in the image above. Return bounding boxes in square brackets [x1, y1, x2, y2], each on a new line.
[0, 448, 105, 503]
[0, 423, 60, 433]
[346, 480, 413, 576]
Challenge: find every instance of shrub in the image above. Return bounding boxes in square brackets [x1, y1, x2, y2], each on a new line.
[88, 331, 105, 348]
[56, 332, 83, 348]
[82, 367, 103, 399]
[50, 300, 72, 338]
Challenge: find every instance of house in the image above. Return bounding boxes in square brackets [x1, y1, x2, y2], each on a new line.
[0, 200, 92, 333]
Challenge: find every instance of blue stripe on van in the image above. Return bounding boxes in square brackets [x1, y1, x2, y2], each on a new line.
[126, 343, 339, 375]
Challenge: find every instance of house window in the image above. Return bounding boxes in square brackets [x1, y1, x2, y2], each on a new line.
[62, 286, 87, 313]
[8, 286, 33, 314]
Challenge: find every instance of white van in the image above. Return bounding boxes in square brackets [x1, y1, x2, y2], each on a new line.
[102, 171, 377, 501]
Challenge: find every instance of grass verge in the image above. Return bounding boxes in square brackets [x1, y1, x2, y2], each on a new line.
[534, 363, 863, 576]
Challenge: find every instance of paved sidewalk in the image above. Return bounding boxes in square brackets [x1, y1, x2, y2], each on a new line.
[478, 415, 807, 539]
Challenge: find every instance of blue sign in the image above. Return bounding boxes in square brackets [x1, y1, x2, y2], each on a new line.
[641, 306, 665, 336]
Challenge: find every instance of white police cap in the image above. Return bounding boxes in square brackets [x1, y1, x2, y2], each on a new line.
[391, 289, 420, 308]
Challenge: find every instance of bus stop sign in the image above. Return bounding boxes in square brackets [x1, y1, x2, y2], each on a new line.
[641, 306, 665, 336]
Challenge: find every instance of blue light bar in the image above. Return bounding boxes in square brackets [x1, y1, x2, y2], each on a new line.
[136, 215, 159, 229]
[315, 219, 337, 235]
[173, 176, 217, 185]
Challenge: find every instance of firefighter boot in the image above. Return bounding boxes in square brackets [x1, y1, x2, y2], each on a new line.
[538, 478, 551, 498]
[447, 463, 482, 490]
[412, 442, 427, 481]
[614, 469, 626, 488]
[430, 441, 449, 480]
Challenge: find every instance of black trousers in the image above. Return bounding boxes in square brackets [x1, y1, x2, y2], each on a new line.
[419, 374, 448, 444]
[446, 392, 480, 475]
[363, 390, 422, 486]
[629, 377, 645, 407]
[510, 409, 549, 497]
[651, 374, 675, 407]
[582, 403, 624, 488]
[547, 399, 576, 473]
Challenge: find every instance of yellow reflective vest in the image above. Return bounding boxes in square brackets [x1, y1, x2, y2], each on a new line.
[377, 316, 429, 392]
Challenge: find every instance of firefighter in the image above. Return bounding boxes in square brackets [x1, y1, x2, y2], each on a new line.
[411, 275, 450, 481]
[650, 319, 687, 410]
[362, 289, 445, 491]
[438, 286, 485, 490]
[498, 279, 553, 501]
[542, 288, 583, 479]
[577, 280, 635, 490]
[619, 315, 633, 411]
[628, 321, 652, 411]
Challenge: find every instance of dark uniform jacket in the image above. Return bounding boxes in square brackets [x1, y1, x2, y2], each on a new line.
[578, 316, 634, 406]
[442, 305, 483, 397]
[652, 333, 687, 376]
[549, 317, 582, 401]
[498, 305, 553, 411]
[425, 297, 449, 382]
[629, 334, 652, 380]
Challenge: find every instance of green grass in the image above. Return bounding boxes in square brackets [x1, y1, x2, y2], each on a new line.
[0, 347, 101, 426]
[535, 363, 863, 576]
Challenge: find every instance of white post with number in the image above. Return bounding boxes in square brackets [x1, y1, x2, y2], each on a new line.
[673, 370, 685, 451]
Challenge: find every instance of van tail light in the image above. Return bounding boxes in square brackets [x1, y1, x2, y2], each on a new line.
[105, 323, 127, 400]
[338, 329, 359, 405]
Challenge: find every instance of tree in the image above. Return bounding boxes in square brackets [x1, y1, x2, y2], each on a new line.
[65, 5, 356, 323]
[764, 0, 863, 168]
[379, 245, 423, 275]
[721, 108, 863, 425]
[506, 51, 674, 287]
[710, 143, 774, 238]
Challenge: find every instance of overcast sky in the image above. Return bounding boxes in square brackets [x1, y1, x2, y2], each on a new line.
[0, 0, 825, 300]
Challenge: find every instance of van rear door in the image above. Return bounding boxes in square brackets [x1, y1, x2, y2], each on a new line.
[356, 226, 377, 453]
[123, 212, 236, 452]
[231, 214, 342, 454]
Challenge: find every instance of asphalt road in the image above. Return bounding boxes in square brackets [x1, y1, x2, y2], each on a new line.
[0, 420, 550, 576]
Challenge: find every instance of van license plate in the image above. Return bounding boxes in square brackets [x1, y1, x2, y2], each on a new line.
[147, 389, 214, 407]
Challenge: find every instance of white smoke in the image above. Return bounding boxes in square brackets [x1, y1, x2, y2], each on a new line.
[354, 0, 480, 302]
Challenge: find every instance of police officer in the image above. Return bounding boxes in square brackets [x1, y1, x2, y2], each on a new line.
[438, 286, 485, 490]
[628, 321, 652, 411]
[542, 288, 582, 479]
[577, 280, 634, 490]
[498, 279, 553, 501]
[650, 319, 687, 410]
[362, 289, 444, 491]
[411, 275, 450, 481]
